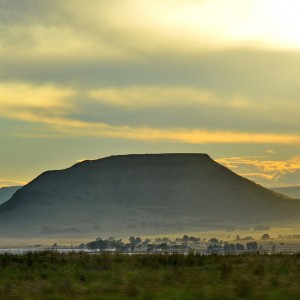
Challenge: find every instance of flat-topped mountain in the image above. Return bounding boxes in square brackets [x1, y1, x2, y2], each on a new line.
[0, 154, 299, 237]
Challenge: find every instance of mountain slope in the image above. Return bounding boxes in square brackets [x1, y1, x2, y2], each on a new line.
[0, 154, 299, 237]
[0, 186, 21, 205]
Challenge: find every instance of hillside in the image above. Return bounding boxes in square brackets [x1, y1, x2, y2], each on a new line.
[0, 154, 299, 237]
[0, 186, 21, 205]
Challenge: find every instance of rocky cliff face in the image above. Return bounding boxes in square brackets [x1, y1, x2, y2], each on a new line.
[0, 154, 299, 237]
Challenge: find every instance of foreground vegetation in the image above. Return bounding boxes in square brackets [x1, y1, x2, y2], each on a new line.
[0, 252, 299, 300]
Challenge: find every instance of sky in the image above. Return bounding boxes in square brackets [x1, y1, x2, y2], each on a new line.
[1, 0, 300, 188]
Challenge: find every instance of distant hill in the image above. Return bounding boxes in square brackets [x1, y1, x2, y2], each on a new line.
[271, 187, 300, 199]
[0, 154, 299, 238]
[0, 186, 21, 205]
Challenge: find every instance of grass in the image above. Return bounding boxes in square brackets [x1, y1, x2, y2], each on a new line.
[0, 252, 299, 299]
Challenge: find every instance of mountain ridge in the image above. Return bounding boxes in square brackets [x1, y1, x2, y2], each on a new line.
[0, 186, 21, 205]
[271, 186, 300, 199]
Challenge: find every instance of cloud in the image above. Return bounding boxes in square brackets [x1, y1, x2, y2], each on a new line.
[1, 1, 300, 103]
[0, 83, 73, 109]
[0, 179, 26, 187]
[1, 82, 300, 146]
[0, 83, 75, 120]
[61, 0, 300, 53]
[266, 149, 275, 154]
[0, 1, 133, 63]
[89, 86, 224, 108]
[217, 156, 300, 186]
[217, 156, 300, 173]
[2, 0, 300, 70]
[76, 84, 300, 136]
[7, 111, 300, 146]
[239, 173, 275, 180]
[76, 159, 88, 163]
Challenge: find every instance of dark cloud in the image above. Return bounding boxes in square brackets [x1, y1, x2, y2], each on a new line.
[0, 0, 65, 25]
[1, 50, 300, 101]
[65, 96, 299, 134]
[1, 1, 300, 103]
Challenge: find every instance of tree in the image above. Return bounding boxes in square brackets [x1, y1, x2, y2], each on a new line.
[182, 235, 189, 242]
[189, 236, 200, 242]
[147, 244, 155, 253]
[142, 239, 151, 245]
[260, 233, 270, 240]
[129, 236, 136, 251]
[246, 241, 258, 251]
[209, 238, 219, 245]
[223, 243, 235, 254]
[235, 243, 245, 251]
[158, 243, 168, 251]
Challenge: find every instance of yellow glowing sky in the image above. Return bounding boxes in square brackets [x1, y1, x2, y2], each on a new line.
[1, 0, 300, 188]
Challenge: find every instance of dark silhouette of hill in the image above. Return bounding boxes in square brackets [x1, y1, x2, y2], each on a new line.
[272, 186, 300, 199]
[0, 154, 299, 237]
[0, 186, 21, 205]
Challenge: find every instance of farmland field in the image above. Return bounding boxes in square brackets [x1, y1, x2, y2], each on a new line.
[0, 252, 299, 299]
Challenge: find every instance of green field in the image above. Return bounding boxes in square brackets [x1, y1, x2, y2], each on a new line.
[0, 252, 299, 299]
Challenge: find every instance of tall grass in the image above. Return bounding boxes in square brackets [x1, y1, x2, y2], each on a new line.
[0, 252, 299, 299]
